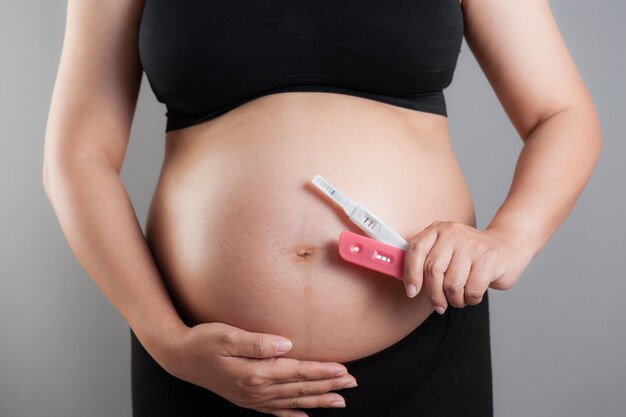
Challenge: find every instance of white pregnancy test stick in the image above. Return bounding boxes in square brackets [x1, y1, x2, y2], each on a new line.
[311, 174, 409, 250]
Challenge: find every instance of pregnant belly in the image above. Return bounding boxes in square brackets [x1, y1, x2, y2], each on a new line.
[145, 92, 476, 363]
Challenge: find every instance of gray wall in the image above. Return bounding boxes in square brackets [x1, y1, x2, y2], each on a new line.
[1, 1, 624, 416]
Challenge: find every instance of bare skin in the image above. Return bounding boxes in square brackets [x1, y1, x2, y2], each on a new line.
[43, 0, 601, 416]
[149, 91, 474, 363]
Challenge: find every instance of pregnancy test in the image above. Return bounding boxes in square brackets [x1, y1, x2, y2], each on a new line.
[338, 230, 406, 279]
[310, 174, 409, 250]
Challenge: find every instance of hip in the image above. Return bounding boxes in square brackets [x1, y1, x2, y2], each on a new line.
[130, 291, 493, 416]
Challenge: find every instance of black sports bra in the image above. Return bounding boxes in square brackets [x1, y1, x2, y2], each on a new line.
[138, 0, 464, 133]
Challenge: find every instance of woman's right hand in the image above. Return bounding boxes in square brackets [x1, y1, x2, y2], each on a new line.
[161, 321, 358, 417]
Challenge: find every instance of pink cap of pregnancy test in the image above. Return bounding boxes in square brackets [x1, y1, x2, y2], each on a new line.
[338, 230, 406, 280]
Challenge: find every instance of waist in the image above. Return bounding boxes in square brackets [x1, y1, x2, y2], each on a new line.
[145, 92, 475, 362]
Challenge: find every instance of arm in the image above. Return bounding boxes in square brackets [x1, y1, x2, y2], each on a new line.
[401, 0, 603, 307]
[463, 0, 603, 258]
[42, 4, 360, 413]
[42, 0, 185, 367]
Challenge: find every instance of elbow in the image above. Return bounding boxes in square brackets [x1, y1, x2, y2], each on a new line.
[42, 156, 54, 198]
[591, 106, 603, 154]
[42, 147, 65, 198]
[526, 100, 603, 162]
[42, 158, 53, 197]
[589, 111, 603, 169]
[42, 139, 120, 198]
[42, 132, 60, 197]
[578, 101, 603, 167]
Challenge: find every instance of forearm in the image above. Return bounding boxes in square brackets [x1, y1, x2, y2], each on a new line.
[43, 157, 187, 364]
[485, 106, 602, 258]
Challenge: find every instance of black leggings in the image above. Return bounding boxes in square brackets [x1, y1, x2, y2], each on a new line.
[131, 291, 493, 417]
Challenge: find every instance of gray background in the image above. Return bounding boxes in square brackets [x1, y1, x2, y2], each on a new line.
[1, 1, 624, 416]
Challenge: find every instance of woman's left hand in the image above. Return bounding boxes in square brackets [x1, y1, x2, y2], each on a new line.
[402, 221, 535, 314]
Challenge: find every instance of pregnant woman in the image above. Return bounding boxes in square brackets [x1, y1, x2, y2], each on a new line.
[43, 0, 601, 416]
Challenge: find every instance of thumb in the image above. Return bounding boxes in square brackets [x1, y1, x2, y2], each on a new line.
[229, 329, 293, 358]
[403, 228, 438, 297]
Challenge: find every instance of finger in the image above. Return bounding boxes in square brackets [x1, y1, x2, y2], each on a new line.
[403, 228, 438, 297]
[264, 392, 348, 410]
[261, 358, 351, 383]
[423, 238, 453, 312]
[221, 329, 294, 358]
[464, 257, 493, 306]
[269, 374, 357, 399]
[270, 409, 309, 417]
[443, 249, 472, 308]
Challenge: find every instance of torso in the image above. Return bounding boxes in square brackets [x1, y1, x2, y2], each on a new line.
[145, 92, 475, 363]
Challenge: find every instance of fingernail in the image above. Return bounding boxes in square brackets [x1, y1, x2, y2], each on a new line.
[333, 369, 348, 377]
[330, 399, 346, 408]
[274, 338, 292, 353]
[406, 284, 418, 298]
[343, 380, 358, 388]
[435, 305, 446, 315]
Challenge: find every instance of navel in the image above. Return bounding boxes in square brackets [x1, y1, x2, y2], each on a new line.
[291, 245, 319, 262]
